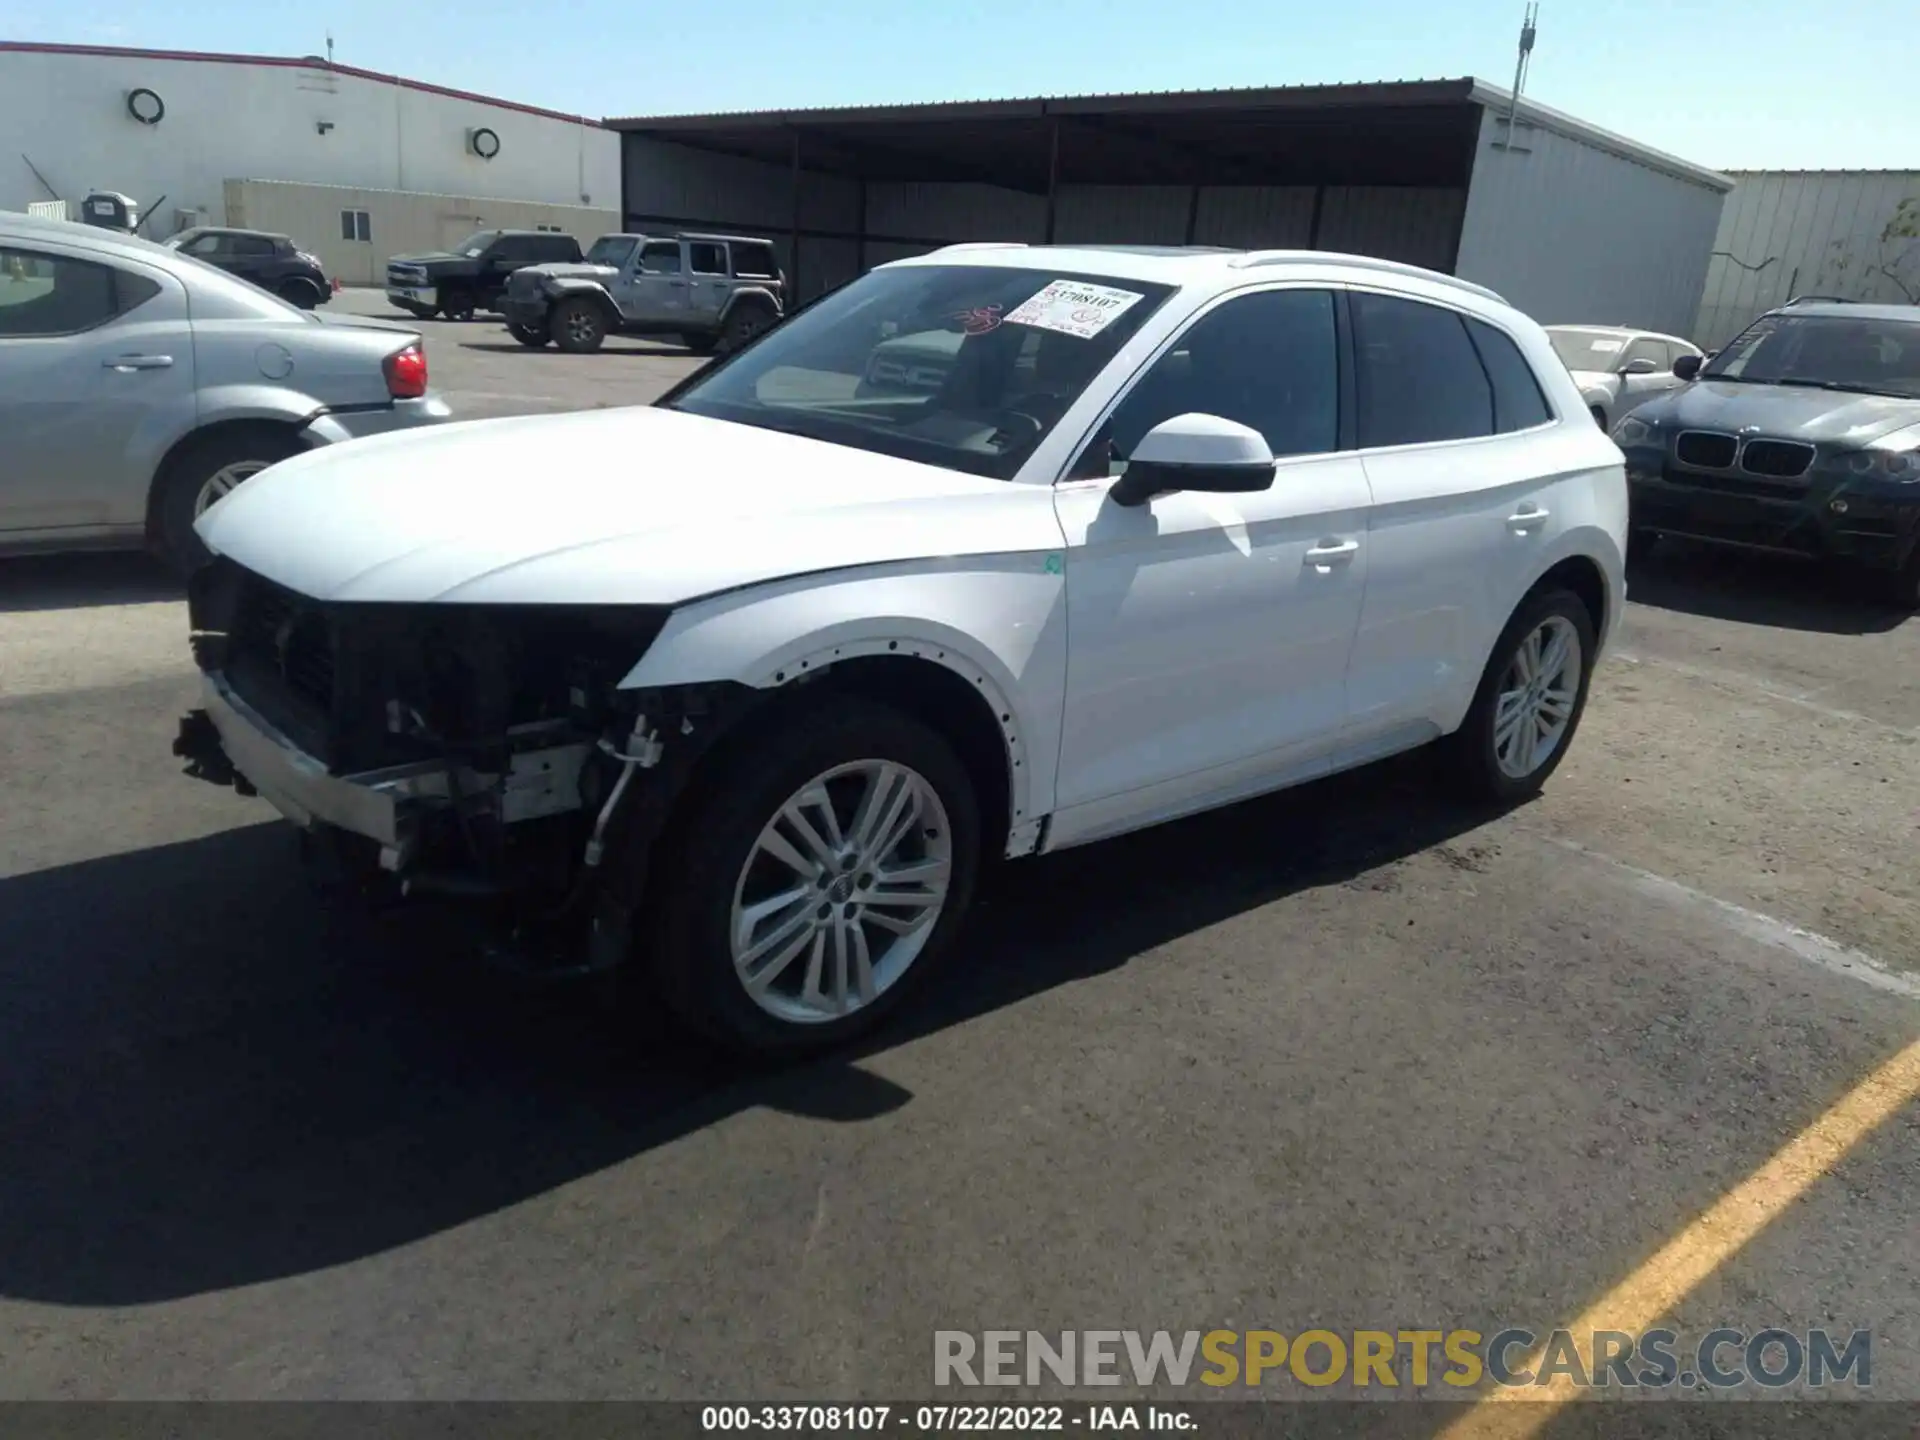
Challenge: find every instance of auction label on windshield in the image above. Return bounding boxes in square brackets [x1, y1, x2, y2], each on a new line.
[1005, 280, 1145, 339]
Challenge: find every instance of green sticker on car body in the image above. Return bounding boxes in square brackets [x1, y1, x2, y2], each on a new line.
[1044, 553, 1063, 574]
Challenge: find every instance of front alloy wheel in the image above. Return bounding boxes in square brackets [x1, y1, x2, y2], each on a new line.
[644, 695, 981, 1058]
[731, 760, 952, 1024]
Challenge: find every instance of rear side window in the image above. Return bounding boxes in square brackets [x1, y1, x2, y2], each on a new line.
[1464, 317, 1554, 432]
[1352, 292, 1494, 448]
[0, 247, 142, 337]
[688, 242, 727, 275]
[731, 243, 780, 278]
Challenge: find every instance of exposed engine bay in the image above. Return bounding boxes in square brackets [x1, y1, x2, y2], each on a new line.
[172, 557, 759, 973]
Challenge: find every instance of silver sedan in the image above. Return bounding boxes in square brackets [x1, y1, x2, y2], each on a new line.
[0, 210, 454, 574]
[1544, 324, 1705, 431]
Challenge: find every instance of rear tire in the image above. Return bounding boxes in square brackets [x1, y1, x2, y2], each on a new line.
[1438, 586, 1598, 805]
[717, 303, 775, 354]
[681, 332, 718, 356]
[508, 320, 550, 348]
[642, 695, 982, 1060]
[551, 297, 608, 353]
[152, 427, 303, 577]
[396, 301, 435, 320]
[438, 288, 475, 322]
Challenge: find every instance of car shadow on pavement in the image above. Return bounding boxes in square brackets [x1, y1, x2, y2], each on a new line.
[0, 750, 1501, 1307]
[456, 339, 700, 358]
[1628, 541, 1911, 635]
[0, 551, 181, 614]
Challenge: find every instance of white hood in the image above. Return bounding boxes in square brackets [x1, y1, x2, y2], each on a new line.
[196, 406, 1063, 605]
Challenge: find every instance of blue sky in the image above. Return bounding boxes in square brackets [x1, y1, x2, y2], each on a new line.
[6, 0, 1913, 171]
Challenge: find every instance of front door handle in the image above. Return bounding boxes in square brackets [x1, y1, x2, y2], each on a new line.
[1506, 505, 1550, 531]
[1304, 539, 1359, 569]
[103, 354, 174, 371]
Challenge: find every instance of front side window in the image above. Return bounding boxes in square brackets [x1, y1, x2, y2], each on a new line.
[1703, 312, 1920, 399]
[1620, 337, 1669, 372]
[455, 230, 501, 258]
[1353, 291, 1495, 448]
[662, 264, 1176, 481]
[1076, 288, 1339, 479]
[184, 233, 225, 257]
[585, 236, 638, 268]
[0, 247, 124, 337]
[640, 242, 682, 275]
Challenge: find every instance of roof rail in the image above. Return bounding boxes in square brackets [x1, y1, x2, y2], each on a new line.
[1781, 294, 1854, 307]
[1230, 249, 1506, 305]
[931, 241, 1030, 253]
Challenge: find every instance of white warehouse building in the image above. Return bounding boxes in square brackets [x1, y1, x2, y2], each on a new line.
[0, 41, 623, 283]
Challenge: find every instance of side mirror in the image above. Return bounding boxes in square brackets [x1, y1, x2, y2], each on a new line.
[1621, 357, 1660, 376]
[1671, 353, 1703, 382]
[1109, 414, 1276, 508]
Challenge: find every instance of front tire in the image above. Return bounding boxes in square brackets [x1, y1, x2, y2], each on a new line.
[1439, 586, 1598, 804]
[1872, 546, 1920, 612]
[438, 288, 475, 322]
[277, 279, 320, 310]
[644, 696, 982, 1060]
[152, 427, 302, 577]
[508, 320, 550, 348]
[551, 297, 608, 353]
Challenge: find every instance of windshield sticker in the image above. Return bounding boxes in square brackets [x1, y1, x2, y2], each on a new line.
[952, 304, 1005, 335]
[1005, 280, 1146, 340]
[1587, 338, 1624, 353]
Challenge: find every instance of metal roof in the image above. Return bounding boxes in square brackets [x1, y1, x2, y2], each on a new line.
[0, 41, 607, 129]
[609, 76, 1730, 195]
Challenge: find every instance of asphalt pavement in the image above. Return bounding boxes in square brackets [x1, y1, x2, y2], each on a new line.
[1, 291, 1915, 1419]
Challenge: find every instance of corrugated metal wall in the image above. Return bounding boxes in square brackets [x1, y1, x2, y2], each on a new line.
[624, 133, 1470, 300]
[1693, 170, 1920, 349]
[1455, 107, 1728, 340]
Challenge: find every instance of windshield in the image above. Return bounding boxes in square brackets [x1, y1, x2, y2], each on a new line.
[661, 264, 1177, 481]
[1702, 312, 1920, 398]
[455, 230, 502, 258]
[585, 236, 638, 267]
[1547, 329, 1631, 372]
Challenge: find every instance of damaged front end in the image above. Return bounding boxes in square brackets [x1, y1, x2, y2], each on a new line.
[173, 558, 751, 973]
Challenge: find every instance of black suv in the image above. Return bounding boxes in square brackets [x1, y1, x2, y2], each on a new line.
[165, 227, 331, 309]
[384, 229, 583, 321]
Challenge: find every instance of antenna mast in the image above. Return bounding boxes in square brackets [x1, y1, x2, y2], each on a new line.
[1497, 4, 1538, 151]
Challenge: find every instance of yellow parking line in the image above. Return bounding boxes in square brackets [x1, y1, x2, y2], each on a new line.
[1439, 1034, 1920, 1439]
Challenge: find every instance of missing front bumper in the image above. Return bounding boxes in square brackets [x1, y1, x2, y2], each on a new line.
[177, 670, 591, 869]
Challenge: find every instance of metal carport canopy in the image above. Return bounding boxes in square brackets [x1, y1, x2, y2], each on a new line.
[605, 79, 1491, 193]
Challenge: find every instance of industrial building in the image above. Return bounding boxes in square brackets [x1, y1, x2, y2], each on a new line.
[0, 41, 622, 283]
[1694, 169, 1920, 348]
[612, 78, 1734, 339]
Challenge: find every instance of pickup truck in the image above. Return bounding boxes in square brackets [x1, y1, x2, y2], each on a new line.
[385, 229, 582, 321]
[499, 231, 785, 354]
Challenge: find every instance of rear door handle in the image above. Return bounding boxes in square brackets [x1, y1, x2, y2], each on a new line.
[1304, 539, 1359, 568]
[103, 354, 173, 371]
[1506, 505, 1550, 531]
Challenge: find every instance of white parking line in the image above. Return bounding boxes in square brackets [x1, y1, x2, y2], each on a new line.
[1538, 832, 1920, 1000]
[1609, 649, 1920, 739]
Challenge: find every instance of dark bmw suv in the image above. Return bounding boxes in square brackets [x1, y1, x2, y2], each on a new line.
[1614, 301, 1920, 608]
[165, 226, 331, 309]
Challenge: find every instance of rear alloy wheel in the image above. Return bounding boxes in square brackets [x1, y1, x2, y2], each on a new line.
[438, 288, 475, 322]
[1440, 587, 1597, 803]
[153, 428, 302, 576]
[718, 304, 774, 354]
[551, 297, 608, 353]
[645, 697, 981, 1059]
[508, 320, 550, 348]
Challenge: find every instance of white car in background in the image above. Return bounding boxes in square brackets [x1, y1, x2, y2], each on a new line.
[1545, 325, 1704, 430]
[177, 242, 1628, 1059]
